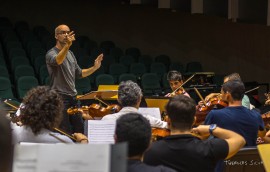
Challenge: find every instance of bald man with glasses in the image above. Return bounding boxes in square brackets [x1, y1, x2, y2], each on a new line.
[46, 24, 103, 134]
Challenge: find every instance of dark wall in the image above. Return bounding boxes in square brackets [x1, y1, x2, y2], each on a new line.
[204, 0, 228, 17]
[0, 0, 269, 87]
[239, 0, 267, 24]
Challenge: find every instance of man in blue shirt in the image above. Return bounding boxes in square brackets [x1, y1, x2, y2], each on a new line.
[205, 80, 265, 146]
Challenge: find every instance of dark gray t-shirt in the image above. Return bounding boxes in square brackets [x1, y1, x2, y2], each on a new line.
[46, 47, 82, 96]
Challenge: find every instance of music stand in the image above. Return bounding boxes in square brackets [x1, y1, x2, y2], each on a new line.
[144, 96, 170, 113]
[258, 144, 270, 171]
[77, 90, 118, 100]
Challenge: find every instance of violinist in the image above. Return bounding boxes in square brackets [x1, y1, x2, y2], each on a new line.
[0, 110, 12, 172]
[264, 130, 270, 143]
[144, 95, 245, 172]
[11, 86, 88, 144]
[259, 92, 270, 114]
[115, 113, 176, 172]
[204, 80, 265, 146]
[165, 71, 190, 97]
[203, 73, 250, 109]
[101, 80, 168, 129]
[259, 92, 270, 129]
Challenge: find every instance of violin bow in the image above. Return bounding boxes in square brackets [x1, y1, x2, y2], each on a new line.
[54, 128, 76, 141]
[49, 133, 70, 143]
[193, 87, 207, 106]
[172, 73, 196, 95]
[4, 99, 19, 110]
[245, 86, 259, 94]
[94, 96, 109, 106]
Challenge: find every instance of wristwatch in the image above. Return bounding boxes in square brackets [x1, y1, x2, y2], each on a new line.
[209, 124, 217, 135]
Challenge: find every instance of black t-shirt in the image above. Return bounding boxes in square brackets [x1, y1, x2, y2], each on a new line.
[144, 134, 228, 172]
[128, 159, 176, 172]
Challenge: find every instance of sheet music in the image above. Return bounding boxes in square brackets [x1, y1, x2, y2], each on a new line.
[138, 107, 161, 120]
[13, 144, 38, 172]
[13, 144, 120, 172]
[37, 144, 110, 172]
[87, 120, 116, 144]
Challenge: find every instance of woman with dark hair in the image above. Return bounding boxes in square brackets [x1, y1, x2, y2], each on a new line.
[12, 86, 88, 143]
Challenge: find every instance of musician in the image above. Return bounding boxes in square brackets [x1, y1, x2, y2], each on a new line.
[264, 130, 270, 143]
[204, 80, 265, 146]
[143, 95, 245, 172]
[12, 86, 88, 144]
[259, 93, 270, 114]
[165, 70, 190, 97]
[115, 112, 176, 172]
[102, 80, 168, 128]
[0, 110, 13, 172]
[46, 24, 103, 134]
[204, 73, 250, 109]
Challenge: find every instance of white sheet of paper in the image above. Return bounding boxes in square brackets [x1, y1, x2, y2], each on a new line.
[138, 107, 161, 120]
[13, 144, 38, 172]
[87, 120, 116, 144]
[37, 144, 111, 172]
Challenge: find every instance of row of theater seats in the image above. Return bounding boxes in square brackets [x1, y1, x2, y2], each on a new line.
[0, 17, 205, 100]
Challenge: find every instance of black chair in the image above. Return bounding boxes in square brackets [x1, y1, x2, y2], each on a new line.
[0, 77, 14, 99]
[125, 47, 141, 62]
[155, 54, 171, 70]
[118, 73, 137, 83]
[75, 77, 91, 95]
[95, 74, 115, 88]
[141, 73, 162, 96]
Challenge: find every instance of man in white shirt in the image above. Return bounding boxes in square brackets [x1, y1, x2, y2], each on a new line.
[102, 80, 167, 129]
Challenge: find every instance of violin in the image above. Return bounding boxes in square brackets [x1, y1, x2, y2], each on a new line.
[88, 103, 121, 118]
[261, 111, 270, 129]
[4, 99, 22, 125]
[173, 87, 187, 96]
[167, 74, 196, 97]
[151, 127, 204, 141]
[194, 88, 228, 126]
[152, 128, 170, 141]
[67, 104, 121, 118]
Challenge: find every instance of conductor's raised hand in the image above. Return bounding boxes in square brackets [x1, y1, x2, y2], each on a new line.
[93, 53, 103, 70]
[66, 31, 75, 47]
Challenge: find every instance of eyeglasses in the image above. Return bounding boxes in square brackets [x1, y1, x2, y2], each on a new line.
[57, 31, 70, 35]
